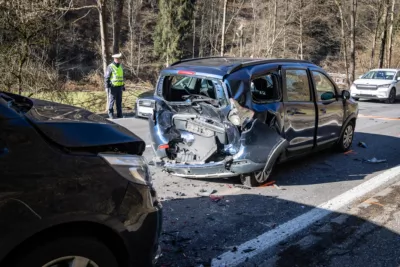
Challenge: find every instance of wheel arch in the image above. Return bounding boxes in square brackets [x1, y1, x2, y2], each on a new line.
[1, 221, 130, 267]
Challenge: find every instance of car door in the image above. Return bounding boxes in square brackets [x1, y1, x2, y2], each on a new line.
[310, 70, 344, 146]
[282, 66, 317, 156]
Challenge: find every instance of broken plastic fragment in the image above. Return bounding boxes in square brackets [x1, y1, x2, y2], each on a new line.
[358, 141, 367, 148]
[364, 157, 387, 163]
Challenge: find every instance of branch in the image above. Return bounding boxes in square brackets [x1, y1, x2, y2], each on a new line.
[225, 0, 245, 34]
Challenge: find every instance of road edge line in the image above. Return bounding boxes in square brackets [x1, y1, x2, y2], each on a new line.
[211, 165, 400, 267]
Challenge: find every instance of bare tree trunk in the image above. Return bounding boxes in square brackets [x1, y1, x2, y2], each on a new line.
[271, 0, 277, 56]
[350, 0, 357, 82]
[335, 0, 350, 86]
[128, 0, 135, 75]
[378, 0, 389, 68]
[112, 0, 124, 54]
[283, 0, 288, 57]
[299, 0, 303, 60]
[97, 0, 110, 75]
[220, 0, 227, 56]
[387, 0, 395, 67]
[137, 29, 141, 74]
[200, 13, 204, 57]
[370, 1, 383, 69]
[251, 0, 256, 56]
[193, 16, 196, 58]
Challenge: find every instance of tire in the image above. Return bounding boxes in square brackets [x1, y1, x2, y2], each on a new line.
[336, 121, 355, 152]
[240, 161, 275, 187]
[385, 88, 396, 104]
[9, 236, 119, 267]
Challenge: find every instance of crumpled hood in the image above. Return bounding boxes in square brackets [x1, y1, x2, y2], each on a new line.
[353, 79, 395, 86]
[25, 98, 145, 150]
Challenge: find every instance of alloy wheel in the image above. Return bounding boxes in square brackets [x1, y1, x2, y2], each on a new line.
[343, 124, 354, 149]
[42, 256, 99, 267]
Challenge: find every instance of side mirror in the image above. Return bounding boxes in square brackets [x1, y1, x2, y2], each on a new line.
[341, 90, 351, 100]
[321, 91, 335, 101]
[359, 75, 363, 79]
[397, 77, 400, 81]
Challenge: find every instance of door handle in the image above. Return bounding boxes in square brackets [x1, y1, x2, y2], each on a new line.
[320, 108, 327, 114]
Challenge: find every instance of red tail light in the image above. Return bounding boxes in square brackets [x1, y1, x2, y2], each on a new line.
[178, 70, 196, 75]
[158, 144, 169, 149]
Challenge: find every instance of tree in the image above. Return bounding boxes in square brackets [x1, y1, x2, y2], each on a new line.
[387, 0, 396, 67]
[112, 0, 125, 54]
[335, 0, 350, 85]
[97, 0, 110, 75]
[154, 0, 195, 65]
[350, 0, 357, 82]
[378, 0, 389, 68]
[220, 0, 228, 56]
[0, 0, 62, 94]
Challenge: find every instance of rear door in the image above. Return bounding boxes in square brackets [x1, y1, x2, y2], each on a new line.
[310, 70, 344, 146]
[282, 66, 317, 156]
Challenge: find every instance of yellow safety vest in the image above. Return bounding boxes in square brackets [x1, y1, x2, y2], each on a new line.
[109, 64, 124, 87]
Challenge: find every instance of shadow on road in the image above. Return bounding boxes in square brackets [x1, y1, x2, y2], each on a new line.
[157, 190, 400, 267]
[179, 131, 400, 188]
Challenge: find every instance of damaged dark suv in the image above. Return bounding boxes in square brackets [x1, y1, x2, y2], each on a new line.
[0, 92, 161, 266]
[149, 57, 358, 187]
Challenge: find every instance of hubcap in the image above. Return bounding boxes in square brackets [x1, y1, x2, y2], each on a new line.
[42, 256, 99, 267]
[343, 124, 353, 148]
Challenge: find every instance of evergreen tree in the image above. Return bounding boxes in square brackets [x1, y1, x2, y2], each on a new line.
[154, 0, 195, 66]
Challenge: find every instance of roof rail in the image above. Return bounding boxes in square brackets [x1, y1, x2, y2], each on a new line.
[227, 58, 315, 74]
[170, 56, 233, 66]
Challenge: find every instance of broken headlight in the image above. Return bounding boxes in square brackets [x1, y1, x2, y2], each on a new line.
[99, 153, 152, 186]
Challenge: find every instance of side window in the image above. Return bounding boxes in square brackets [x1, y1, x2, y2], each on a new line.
[285, 69, 311, 101]
[250, 73, 279, 103]
[312, 71, 336, 100]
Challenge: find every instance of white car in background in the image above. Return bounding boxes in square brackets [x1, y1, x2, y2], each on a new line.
[135, 96, 155, 119]
[350, 69, 400, 103]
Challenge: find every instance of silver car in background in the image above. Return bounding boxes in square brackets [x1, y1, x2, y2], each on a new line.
[350, 68, 400, 103]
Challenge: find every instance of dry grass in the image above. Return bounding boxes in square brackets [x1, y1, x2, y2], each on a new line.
[26, 81, 154, 113]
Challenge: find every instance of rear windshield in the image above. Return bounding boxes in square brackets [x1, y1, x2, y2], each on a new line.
[158, 75, 228, 106]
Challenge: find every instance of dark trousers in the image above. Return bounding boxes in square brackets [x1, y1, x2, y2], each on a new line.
[108, 86, 123, 118]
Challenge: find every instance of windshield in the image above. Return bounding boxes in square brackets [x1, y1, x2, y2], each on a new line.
[361, 70, 396, 80]
[159, 75, 228, 106]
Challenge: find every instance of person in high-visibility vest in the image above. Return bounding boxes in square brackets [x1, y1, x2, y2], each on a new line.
[104, 53, 125, 119]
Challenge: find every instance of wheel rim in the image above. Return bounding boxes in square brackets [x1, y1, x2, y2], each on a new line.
[42, 256, 99, 267]
[343, 124, 354, 149]
[389, 89, 395, 103]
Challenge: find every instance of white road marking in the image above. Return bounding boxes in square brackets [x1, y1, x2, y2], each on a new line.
[211, 165, 400, 267]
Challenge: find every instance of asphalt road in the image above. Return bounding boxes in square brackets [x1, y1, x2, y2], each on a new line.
[115, 99, 400, 267]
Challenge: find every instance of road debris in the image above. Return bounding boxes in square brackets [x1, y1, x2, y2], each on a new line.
[344, 150, 357, 155]
[242, 248, 256, 253]
[234, 184, 252, 190]
[197, 189, 217, 197]
[259, 180, 276, 187]
[364, 157, 387, 163]
[210, 195, 224, 202]
[358, 141, 367, 148]
[273, 184, 285, 190]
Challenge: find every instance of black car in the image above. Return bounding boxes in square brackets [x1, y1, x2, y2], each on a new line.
[149, 57, 358, 187]
[0, 92, 162, 267]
